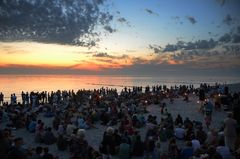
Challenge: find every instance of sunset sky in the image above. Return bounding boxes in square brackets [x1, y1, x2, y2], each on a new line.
[0, 0, 240, 76]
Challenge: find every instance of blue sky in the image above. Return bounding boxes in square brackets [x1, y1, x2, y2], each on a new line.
[105, 0, 239, 46]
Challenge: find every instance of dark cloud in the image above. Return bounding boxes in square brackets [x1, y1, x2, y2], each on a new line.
[117, 17, 131, 27]
[237, 26, 240, 34]
[118, 17, 127, 23]
[224, 45, 240, 54]
[150, 39, 218, 53]
[148, 29, 240, 73]
[149, 45, 162, 53]
[232, 34, 240, 43]
[186, 16, 197, 24]
[218, 28, 240, 43]
[93, 52, 129, 59]
[223, 44, 240, 53]
[168, 39, 216, 52]
[145, 9, 153, 14]
[0, 0, 114, 46]
[195, 39, 217, 49]
[99, 12, 113, 25]
[94, 58, 114, 63]
[223, 14, 233, 25]
[176, 37, 184, 41]
[145, 9, 159, 16]
[131, 57, 148, 64]
[219, 33, 231, 43]
[103, 25, 116, 33]
[73, 51, 96, 55]
[93, 52, 113, 58]
[163, 44, 178, 52]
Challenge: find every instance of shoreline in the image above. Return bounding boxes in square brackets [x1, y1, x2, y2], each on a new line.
[1, 82, 240, 100]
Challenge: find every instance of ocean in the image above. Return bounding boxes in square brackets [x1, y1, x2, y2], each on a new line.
[0, 74, 240, 100]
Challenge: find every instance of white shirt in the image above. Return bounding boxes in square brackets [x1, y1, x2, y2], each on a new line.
[191, 139, 201, 152]
[174, 127, 185, 139]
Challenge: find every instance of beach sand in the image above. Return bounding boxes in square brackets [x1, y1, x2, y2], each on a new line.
[7, 83, 240, 159]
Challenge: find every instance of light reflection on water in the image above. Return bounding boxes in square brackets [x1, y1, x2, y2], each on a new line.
[0, 74, 239, 100]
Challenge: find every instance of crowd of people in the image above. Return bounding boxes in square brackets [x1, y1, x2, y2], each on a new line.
[0, 83, 239, 159]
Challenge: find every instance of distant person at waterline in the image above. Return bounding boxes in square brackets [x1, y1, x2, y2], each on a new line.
[10, 93, 17, 105]
[0, 92, 4, 106]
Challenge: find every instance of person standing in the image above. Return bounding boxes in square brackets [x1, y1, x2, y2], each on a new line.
[223, 112, 237, 151]
[0, 92, 4, 106]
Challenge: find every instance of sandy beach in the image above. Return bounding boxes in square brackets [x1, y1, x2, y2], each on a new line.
[1, 83, 239, 159]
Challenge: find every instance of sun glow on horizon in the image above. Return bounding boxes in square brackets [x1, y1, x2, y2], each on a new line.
[0, 42, 89, 65]
[0, 41, 146, 71]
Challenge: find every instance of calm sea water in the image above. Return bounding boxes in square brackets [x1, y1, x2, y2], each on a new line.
[0, 74, 240, 100]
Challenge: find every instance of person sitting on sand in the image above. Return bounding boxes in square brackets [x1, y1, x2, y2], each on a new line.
[7, 137, 28, 159]
[43, 127, 56, 145]
[69, 129, 89, 159]
[137, 112, 145, 126]
[206, 129, 218, 146]
[42, 147, 54, 159]
[66, 122, 76, 136]
[56, 135, 68, 151]
[204, 111, 212, 129]
[168, 137, 180, 159]
[0, 129, 12, 159]
[216, 138, 231, 159]
[77, 116, 89, 129]
[174, 124, 185, 140]
[191, 135, 201, 153]
[184, 117, 193, 129]
[180, 141, 194, 159]
[1, 110, 9, 123]
[132, 135, 144, 157]
[100, 127, 117, 159]
[185, 125, 194, 141]
[117, 138, 131, 159]
[195, 126, 207, 145]
[52, 115, 60, 130]
[30, 146, 43, 159]
[57, 122, 64, 136]
[175, 114, 183, 126]
[35, 120, 44, 143]
[28, 118, 37, 133]
[144, 136, 156, 159]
